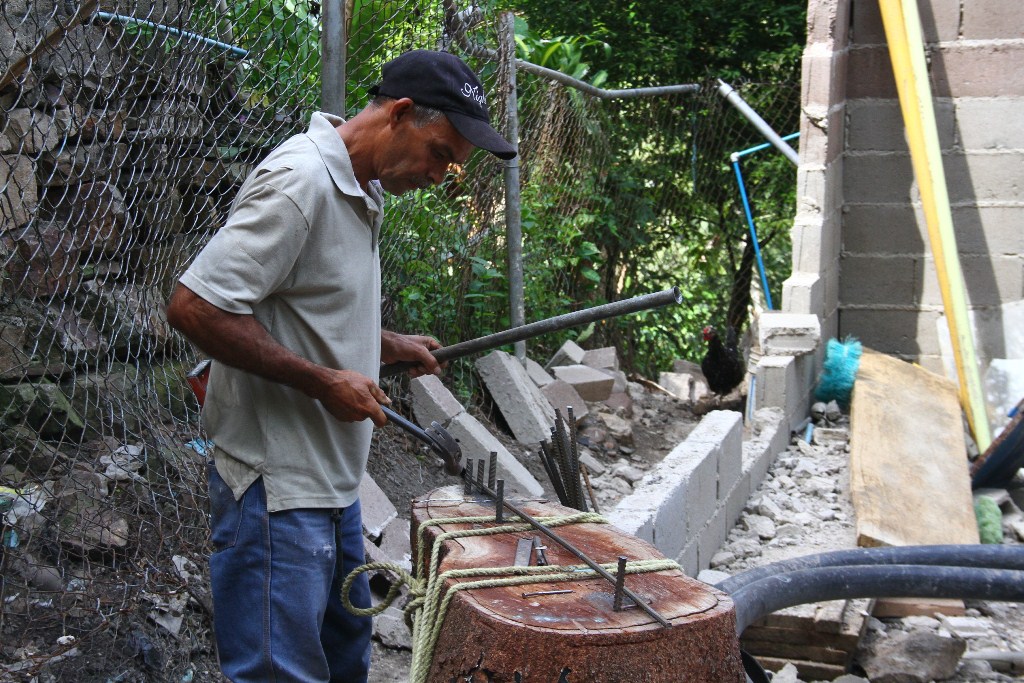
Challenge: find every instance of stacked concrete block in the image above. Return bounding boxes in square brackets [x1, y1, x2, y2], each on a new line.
[550, 364, 614, 401]
[758, 313, 821, 357]
[524, 357, 555, 387]
[545, 339, 585, 369]
[755, 355, 815, 433]
[446, 412, 544, 497]
[581, 346, 619, 372]
[475, 350, 555, 444]
[409, 374, 544, 497]
[359, 473, 398, 542]
[409, 374, 463, 427]
[540, 379, 588, 423]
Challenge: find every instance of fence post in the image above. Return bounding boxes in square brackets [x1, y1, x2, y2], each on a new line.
[500, 11, 525, 361]
[321, 0, 346, 116]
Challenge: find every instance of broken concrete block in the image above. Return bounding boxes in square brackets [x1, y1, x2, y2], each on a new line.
[410, 374, 464, 427]
[359, 474, 398, 542]
[446, 412, 544, 497]
[581, 346, 619, 372]
[545, 339, 585, 369]
[659, 371, 694, 402]
[601, 369, 628, 393]
[524, 357, 555, 387]
[673, 359, 703, 375]
[757, 312, 821, 356]
[603, 391, 633, 416]
[378, 518, 412, 572]
[551, 364, 614, 401]
[476, 350, 555, 444]
[541, 379, 588, 423]
[373, 604, 413, 650]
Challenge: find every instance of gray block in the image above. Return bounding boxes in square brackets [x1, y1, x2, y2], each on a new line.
[524, 357, 554, 387]
[677, 540, 699, 577]
[686, 410, 743, 499]
[696, 507, 729, 573]
[659, 371, 694, 402]
[672, 359, 702, 375]
[758, 312, 822, 357]
[540, 379, 588, 423]
[545, 339, 585, 369]
[551, 364, 614, 401]
[410, 374, 464, 427]
[581, 346, 619, 372]
[359, 474, 397, 542]
[446, 412, 544, 497]
[475, 350, 555, 444]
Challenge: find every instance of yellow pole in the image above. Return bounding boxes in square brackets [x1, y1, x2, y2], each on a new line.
[877, 0, 992, 451]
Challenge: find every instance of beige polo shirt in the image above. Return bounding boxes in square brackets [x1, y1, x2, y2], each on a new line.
[180, 112, 383, 512]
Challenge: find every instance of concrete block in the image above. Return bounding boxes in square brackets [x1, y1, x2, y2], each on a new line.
[601, 369, 628, 393]
[545, 339, 585, 369]
[957, 98, 1024, 151]
[847, 98, 956, 152]
[476, 350, 555, 444]
[843, 153, 916, 203]
[524, 357, 554, 387]
[755, 355, 802, 429]
[726, 469, 753, 530]
[952, 206, 1024, 256]
[677, 540, 699, 578]
[917, 0, 963, 43]
[840, 254, 918, 307]
[851, 0, 886, 45]
[944, 152, 1024, 204]
[796, 161, 844, 218]
[410, 374, 464, 428]
[696, 507, 729, 573]
[373, 605, 412, 650]
[686, 410, 743, 499]
[378, 518, 412, 570]
[581, 346, 619, 372]
[933, 43, 1024, 98]
[540, 379, 588, 423]
[799, 103, 846, 167]
[659, 371, 694, 402]
[838, 308, 945, 357]
[842, 204, 927, 255]
[446, 412, 544, 497]
[758, 312, 822, 357]
[806, 0, 851, 46]
[919, 254, 1024, 308]
[962, 0, 1024, 39]
[551, 364, 614, 401]
[847, 46, 899, 98]
[607, 499, 656, 545]
[673, 359, 702, 375]
[781, 272, 826, 318]
[801, 44, 849, 110]
[359, 474, 398, 542]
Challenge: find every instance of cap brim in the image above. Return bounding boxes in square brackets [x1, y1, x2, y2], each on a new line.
[445, 111, 517, 160]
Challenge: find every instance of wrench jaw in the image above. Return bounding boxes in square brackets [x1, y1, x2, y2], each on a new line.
[426, 421, 463, 476]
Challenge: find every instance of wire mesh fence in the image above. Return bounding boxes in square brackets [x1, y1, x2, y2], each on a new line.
[0, 1, 799, 679]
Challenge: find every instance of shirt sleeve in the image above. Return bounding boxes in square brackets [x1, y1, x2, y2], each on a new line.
[180, 168, 310, 315]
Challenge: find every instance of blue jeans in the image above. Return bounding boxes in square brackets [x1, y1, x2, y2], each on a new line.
[208, 464, 372, 683]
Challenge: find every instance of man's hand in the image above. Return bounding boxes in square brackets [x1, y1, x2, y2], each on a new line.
[317, 369, 390, 426]
[166, 284, 391, 426]
[380, 330, 443, 378]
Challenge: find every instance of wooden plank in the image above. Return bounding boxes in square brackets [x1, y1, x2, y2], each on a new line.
[872, 597, 966, 618]
[757, 655, 847, 680]
[849, 349, 980, 547]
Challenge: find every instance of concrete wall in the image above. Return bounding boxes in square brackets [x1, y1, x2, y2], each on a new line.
[823, 0, 1024, 375]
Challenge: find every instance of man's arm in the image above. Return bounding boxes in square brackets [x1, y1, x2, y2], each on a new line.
[166, 284, 391, 426]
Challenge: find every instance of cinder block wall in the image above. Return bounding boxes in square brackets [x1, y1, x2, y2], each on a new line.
[837, 0, 1024, 373]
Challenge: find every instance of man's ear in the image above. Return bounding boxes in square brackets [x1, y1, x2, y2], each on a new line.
[387, 98, 415, 127]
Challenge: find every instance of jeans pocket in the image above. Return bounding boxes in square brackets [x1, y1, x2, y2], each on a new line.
[208, 462, 242, 552]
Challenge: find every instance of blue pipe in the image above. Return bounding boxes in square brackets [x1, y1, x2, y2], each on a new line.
[734, 132, 800, 160]
[93, 11, 249, 58]
[731, 155, 773, 310]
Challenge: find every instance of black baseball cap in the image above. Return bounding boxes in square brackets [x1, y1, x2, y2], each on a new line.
[369, 50, 517, 160]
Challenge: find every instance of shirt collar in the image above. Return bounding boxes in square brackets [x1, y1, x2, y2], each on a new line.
[307, 112, 383, 211]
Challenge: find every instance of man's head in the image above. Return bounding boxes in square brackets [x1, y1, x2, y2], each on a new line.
[369, 50, 517, 161]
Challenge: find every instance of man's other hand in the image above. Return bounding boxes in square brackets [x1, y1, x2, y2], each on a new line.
[380, 331, 443, 377]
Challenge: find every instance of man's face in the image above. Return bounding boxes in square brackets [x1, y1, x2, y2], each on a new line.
[377, 105, 475, 195]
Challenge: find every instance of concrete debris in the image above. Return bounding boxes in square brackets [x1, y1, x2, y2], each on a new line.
[476, 350, 555, 444]
[858, 628, 966, 683]
[550, 364, 615, 401]
[545, 339, 585, 370]
[540, 379, 588, 423]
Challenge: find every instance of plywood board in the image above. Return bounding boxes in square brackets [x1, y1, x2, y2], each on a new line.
[850, 350, 980, 547]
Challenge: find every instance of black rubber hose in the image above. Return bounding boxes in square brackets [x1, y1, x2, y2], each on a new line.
[717, 544, 1024, 594]
[730, 564, 1024, 635]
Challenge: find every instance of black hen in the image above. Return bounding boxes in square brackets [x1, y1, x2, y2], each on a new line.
[701, 326, 745, 395]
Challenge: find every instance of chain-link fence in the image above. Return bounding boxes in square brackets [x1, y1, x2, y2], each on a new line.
[0, 1, 799, 679]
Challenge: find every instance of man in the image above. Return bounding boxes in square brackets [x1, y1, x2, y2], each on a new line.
[165, 50, 515, 683]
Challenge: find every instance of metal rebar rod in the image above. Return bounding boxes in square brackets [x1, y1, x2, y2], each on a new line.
[379, 287, 681, 378]
[488, 451, 497, 491]
[565, 407, 587, 512]
[539, 440, 569, 506]
[466, 474, 672, 628]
